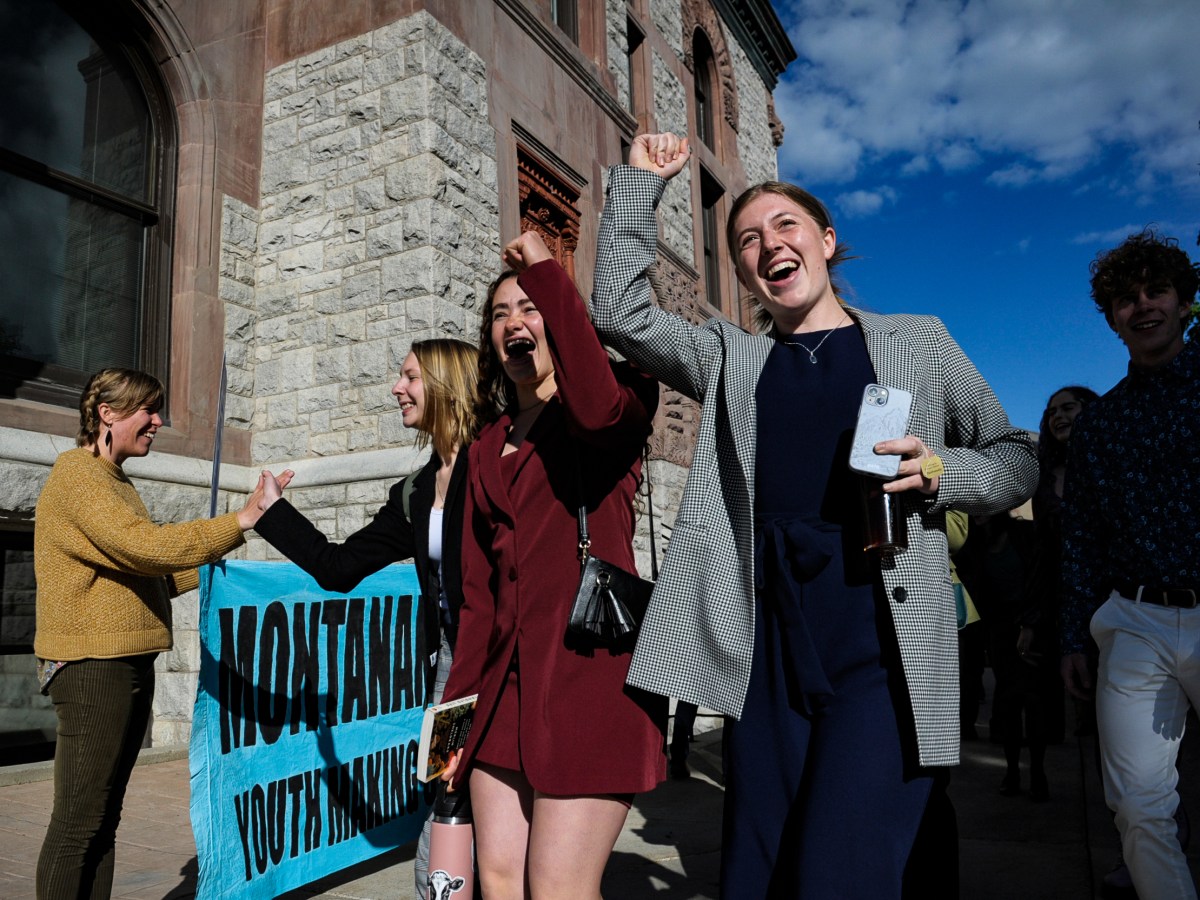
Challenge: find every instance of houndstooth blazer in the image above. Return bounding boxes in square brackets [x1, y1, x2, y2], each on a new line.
[592, 166, 1038, 767]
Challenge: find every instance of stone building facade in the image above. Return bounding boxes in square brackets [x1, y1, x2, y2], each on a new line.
[0, 0, 793, 759]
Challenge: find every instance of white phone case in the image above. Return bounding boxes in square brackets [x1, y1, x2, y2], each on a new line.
[848, 384, 914, 479]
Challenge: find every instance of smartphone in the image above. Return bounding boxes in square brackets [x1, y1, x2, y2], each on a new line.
[848, 384, 914, 479]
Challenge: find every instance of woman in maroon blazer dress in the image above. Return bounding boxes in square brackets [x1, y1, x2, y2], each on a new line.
[441, 231, 666, 899]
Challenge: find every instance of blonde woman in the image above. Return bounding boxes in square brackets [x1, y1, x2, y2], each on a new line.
[254, 338, 479, 898]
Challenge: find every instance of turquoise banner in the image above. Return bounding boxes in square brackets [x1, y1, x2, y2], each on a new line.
[190, 560, 431, 899]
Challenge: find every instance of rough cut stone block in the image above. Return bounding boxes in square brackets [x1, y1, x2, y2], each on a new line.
[314, 345, 351, 384]
[384, 154, 444, 202]
[381, 75, 431, 128]
[367, 220, 406, 257]
[381, 246, 451, 298]
[277, 242, 326, 279]
[252, 425, 310, 461]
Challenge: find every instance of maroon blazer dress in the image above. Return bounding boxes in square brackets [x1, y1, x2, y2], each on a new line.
[442, 259, 667, 795]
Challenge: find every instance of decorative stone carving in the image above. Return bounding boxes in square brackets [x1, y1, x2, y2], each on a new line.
[517, 146, 582, 280]
[681, 0, 740, 134]
[768, 94, 785, 148]
[647, 251, 704, 467]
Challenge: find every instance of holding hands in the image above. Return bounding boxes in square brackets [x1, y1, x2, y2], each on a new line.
[236, 468, 295, 531]
[258, 469, 295, 511]
[629, 132, 690, 180]
[237, 469, 290, 530]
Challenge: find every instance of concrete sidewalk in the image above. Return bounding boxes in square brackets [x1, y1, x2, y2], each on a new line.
[3, 699, 1199, 899]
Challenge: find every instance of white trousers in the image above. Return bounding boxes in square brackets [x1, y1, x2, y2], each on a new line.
[1092, 592, 1200, 899]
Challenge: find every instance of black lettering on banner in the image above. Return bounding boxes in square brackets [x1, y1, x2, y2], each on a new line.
[229, 748, 428, 881]
[350, 755, 366, 839]
[251, 783, 268, 875]
[286, 774, 305, 859]
[343, 598, 368, 724]
[303, 768, 322, 853]
[259, 602, 289, 744]
[388, 744, 405, 819]
[266, 778, 287, 866]
[233, 774, 327, 879]
[391, 594, 418, 712]
[219, 592, 426, 753]
[405, 739, 420, 815]
[234, 789, 253, 882]
[321, 599, 347, 726]
[327, 761, 350, 847]
[368, 596, 393, 716]
[219, 606, 260, 754]
[366, 750, 384, 831]
[290, 602, 321, 735]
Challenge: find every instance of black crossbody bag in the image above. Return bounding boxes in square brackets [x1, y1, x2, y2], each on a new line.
[566, 453, 658, 643]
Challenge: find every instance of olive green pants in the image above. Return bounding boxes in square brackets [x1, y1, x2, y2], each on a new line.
[36, 654, 157, 900]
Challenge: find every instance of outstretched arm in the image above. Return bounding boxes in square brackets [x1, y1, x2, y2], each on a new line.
[254, 471, 419, 593]
[591, 133, 724, 403]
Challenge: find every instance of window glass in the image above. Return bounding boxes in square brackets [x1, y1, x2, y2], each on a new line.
[0, 2, 150, 201]
[0, 0, 163, 404]
[0, 171, 143, 373]
[693, 31, 715, 149]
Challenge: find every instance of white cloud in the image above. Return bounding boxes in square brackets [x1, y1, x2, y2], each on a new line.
[773, 0, 1200, 193]
[1071, 224, 1170, 246]
[835, 186, 898, 217]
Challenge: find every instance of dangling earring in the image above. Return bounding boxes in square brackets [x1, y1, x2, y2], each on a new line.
[105, 430, 112, 450]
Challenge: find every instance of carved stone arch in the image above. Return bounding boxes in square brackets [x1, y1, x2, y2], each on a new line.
[681, 0, 740, 135]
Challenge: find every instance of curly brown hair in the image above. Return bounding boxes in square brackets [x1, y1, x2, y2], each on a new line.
[1089, 227, 1199, 326]
[475, 270, 521, 423]
[1037, 385, 1099, 469]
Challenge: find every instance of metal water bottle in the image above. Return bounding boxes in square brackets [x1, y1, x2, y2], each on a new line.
[427, 781, 474, 899]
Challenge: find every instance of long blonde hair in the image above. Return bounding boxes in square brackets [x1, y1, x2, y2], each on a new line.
[76, 368, 164, 451]
[410, 339, 480, 460]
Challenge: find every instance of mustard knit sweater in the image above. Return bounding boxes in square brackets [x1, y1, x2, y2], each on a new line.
[34, 447, 245, 661]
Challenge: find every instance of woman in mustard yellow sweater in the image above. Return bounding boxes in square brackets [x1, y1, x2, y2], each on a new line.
[34, 368, 273, 900]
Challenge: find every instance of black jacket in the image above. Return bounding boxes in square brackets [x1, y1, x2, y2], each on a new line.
[254, 451, 470, 663]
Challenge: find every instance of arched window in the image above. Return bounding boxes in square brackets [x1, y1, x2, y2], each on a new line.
[692, 29, 717, 151]
[0, 1, 173, 408]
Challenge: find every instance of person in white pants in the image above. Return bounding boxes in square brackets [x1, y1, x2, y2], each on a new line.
[1060, 227, 1200, 899]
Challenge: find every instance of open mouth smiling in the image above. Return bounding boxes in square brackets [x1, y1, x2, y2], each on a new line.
[765, 260, 798, 282]
[505, 337, 536, 359]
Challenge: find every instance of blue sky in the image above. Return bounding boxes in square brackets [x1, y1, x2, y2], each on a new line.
[770, 0, 1200, 431]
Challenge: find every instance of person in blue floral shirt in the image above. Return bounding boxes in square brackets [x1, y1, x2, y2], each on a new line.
[1060, 228, 1200, 898]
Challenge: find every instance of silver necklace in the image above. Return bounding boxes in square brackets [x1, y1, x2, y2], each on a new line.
[791, 313, 849, 364]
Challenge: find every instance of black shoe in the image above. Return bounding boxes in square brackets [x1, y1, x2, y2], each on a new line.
[1030, 772, 1049, 802]
[670, 759, 691, 780]
[998, 772, 1020, 796]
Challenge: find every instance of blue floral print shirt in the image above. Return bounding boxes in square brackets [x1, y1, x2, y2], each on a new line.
[1060, 337, 1200, 654]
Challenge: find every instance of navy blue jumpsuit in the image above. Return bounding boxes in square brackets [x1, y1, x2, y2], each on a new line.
[721, 325, 934, 897]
